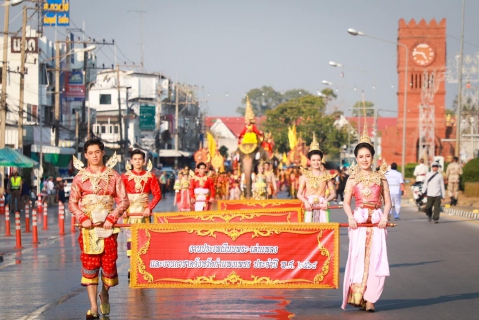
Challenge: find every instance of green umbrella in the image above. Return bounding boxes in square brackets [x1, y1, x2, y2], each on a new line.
[0, 147, 38, 168]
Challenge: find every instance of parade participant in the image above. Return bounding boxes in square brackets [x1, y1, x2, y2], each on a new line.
[189, 162, 216, 211]
[445, 156, 462, 206]
[122, 149, 162, 267]
[229, 168, 241, 200]
[289, 167, 299, 199]
[261, 132, 275, 159]
[238, 96, 263, 153]
[297, 133, 336, 222]
[252, 162, 267, 200]
[173, 172, 182, 208]
[422, 162, 446, 223]
[68, 138, 130, 319]
[342, 125, 391, 312]
[413, 158, 428, 183]
[264, 161, 277, 199]
[178, 169, 192, 211]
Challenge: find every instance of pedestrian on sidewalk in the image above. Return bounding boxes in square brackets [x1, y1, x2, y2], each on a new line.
[160, 171, 167, 198]
[422, 162, 446, 224]
[20, 179, 31, 211]
[68, 138, 130, 319]
[445, 156, 462, 206]
[385, 163, 406, 220]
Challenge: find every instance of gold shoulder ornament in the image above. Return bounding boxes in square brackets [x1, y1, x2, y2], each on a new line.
[105, 152, 118, 169]
[126, 161, 132, 171]
[300, 166, 330, 190]
[73, 155, 85, 172]
[147, 159, 153, 173]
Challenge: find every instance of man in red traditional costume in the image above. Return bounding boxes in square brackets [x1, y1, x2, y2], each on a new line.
[189, 162, 216, 211]
[261, 132, 275, 159]
[69, 138, 130, 319]
[121, 149, 162, 274]
[238, 96, 263, 152]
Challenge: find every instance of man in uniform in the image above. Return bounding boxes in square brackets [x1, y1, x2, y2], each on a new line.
[7, 170, 22, 214]
[189, 162, 216, 211]
[121, 149, 162, 277]
[445, 156, 463, 206]
[69, 138, 129, 319]
[385, 162, 407, 220]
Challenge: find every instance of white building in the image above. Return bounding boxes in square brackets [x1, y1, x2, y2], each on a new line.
[0, 27, 96, 159]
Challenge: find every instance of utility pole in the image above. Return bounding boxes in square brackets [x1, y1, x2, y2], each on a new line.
[54, 41, 60, 146]
[18, 6, 27, 151]
[124, 86, 131, 161]
[156, 81, 162, 165]
[75, 111, 79, 156]
[116, 65, 124, 158]
[175, 83, 179, 151]
[455, 0, 466, 158]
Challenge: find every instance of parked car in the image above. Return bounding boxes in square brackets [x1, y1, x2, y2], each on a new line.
[63, 177, 74, 198]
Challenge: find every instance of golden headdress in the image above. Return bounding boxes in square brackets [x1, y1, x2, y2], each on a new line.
[309, 132, 321, 152]
[358, 123, 373, 146]
[245, 95, 256, 123]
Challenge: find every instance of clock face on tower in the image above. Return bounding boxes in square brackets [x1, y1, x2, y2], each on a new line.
[412, 43, 435, 66]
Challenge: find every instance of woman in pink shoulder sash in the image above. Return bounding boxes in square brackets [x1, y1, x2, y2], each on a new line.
[341, 126, 392, 312]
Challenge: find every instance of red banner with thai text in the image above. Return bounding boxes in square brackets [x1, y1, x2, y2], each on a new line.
[130, 223, 339, 289]
[154, 208, 302, 224]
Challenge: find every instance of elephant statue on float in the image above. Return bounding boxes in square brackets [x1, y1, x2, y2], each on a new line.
[236, 144, 270, 199]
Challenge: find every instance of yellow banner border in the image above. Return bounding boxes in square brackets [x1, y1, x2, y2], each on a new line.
[153, 207, 302, 224]
[217, 199, 303, 209]
[130, 222, 339, 289]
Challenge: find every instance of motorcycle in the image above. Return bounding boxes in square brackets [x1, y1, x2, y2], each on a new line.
[411, 181, 427, 212]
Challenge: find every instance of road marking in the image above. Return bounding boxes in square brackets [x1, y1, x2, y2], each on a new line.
[18, 287, 85, 320]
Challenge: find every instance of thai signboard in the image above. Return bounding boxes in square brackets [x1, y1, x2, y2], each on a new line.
[130, 223, 339, 289]
[43, 0, 70, 27]
[63, 71, 85, 101]
[11, 37, 38, 54]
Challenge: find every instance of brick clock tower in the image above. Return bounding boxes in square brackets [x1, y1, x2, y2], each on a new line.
[382, 18, 447, 165]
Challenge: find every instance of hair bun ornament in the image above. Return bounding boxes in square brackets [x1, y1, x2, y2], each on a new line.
[309, 132, 322, 152]
[358, 123, 373, 146]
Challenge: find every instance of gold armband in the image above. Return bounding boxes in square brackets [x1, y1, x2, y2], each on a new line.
[345, 188, 352, 194]
[328, 185, 335, 190]
[383, 187, 390, 192]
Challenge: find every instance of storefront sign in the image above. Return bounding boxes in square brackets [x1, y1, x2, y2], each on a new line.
[130, 222, 339, 289]
[63, 71, 85, 101]
[43, 0, 70, 26]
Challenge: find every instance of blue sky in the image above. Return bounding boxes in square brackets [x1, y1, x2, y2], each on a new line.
[6, 0, 478, 117]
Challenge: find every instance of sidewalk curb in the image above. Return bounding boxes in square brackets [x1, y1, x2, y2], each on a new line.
[445, 208, 479, 220]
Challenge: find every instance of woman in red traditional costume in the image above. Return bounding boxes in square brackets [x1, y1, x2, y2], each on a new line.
[121, 149, 162, 271]
[189, 162, 216, 211]
[341, 125, 391, 312]
[178, 169, 192, 211]
[69, 138, 130, 319]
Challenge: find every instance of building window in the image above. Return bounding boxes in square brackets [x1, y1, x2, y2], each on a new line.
[101, 125, 106, 134]
[109, 125, 113, 134]
[114, 125, 119, 134]
[0, 67, 2, 84]
[95, 125, 100, 135]
[27, 104, 38, 122]
[100, 94, 111, 105]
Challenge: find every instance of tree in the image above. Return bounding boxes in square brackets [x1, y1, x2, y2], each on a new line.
[236, 86, 312, 116]
[352, 101, 375, 117]
[219, 145, 229, 158]
[261, 95, 348, 156]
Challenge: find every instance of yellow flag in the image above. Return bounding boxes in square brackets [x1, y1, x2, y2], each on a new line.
[207, 132, 216, 158]
[288, 125, 298, 150]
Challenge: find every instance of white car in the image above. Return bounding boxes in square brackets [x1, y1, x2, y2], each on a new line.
[63, 177, 74, 198]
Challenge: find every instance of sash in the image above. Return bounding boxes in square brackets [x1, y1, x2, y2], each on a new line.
[194, 188, 209, 211]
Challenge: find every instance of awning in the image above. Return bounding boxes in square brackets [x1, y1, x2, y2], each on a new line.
[179, 151, 193, 157]
[31, 144, 76, 155]
[158, 149, 183, 157]
[0, 147, 38, 168]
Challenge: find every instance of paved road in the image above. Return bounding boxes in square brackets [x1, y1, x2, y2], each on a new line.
[1, 193, 479, 319]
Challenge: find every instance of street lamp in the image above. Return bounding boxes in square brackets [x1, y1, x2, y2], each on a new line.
[329, 60, 379, 167]
[348, 28, 409, 176]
